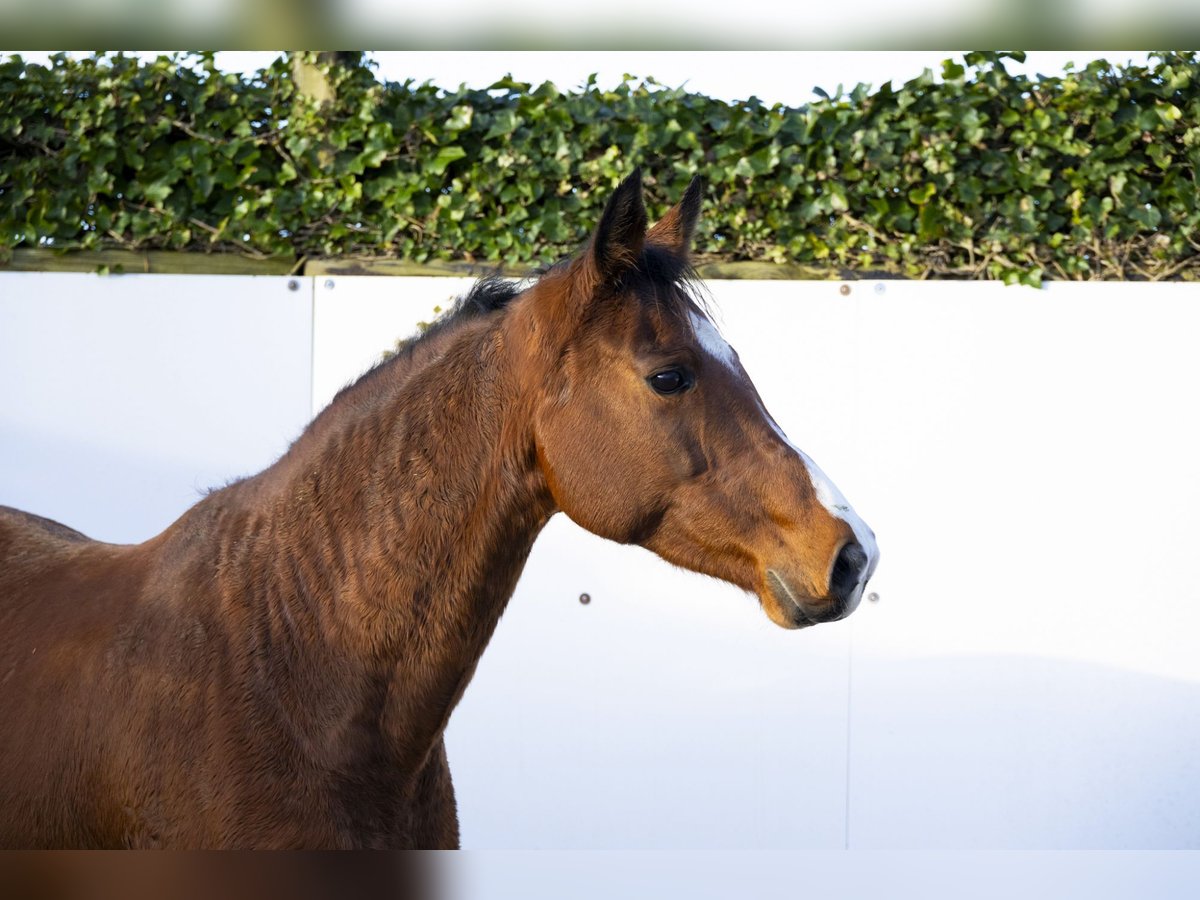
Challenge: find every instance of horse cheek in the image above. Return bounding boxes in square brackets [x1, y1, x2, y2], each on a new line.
[534, 411, 661, 544]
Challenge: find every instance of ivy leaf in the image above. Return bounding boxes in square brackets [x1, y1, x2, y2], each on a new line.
[942, 60, 966, 81]
[908, 183, 937, 205]
[143, 181, 173, 204]
[357, 147, 388, 169]
[445, 104, 474, 132]
[428, 145, 467, 176]
[483, 109, 519, 139]
[1108, 172, 1128, 201]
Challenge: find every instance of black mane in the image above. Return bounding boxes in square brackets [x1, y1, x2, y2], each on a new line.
[454, 274, 523, 317]
[334, 246, 706, 410]
[384, 274, 522, 362]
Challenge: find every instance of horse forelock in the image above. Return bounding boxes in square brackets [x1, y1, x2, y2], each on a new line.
[543, 243, 710, 338]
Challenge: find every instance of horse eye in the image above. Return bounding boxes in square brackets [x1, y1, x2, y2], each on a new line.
[648, 368, 691, 395]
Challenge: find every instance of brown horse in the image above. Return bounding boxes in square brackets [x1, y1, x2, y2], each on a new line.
[0, 172, 877, 848]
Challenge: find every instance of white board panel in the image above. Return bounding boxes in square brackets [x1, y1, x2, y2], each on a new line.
[0, 273, 313, 543]
[843, 280, 1200, 848]
[447, 517, 852, 849]
[444, 849, 1200, 900]
[311, 275, 477, 414]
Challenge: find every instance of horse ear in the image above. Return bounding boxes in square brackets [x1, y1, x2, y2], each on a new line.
[646, 175, 703, 256]
[586, 169, 647, 283]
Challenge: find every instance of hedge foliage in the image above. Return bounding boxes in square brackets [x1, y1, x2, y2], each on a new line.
[2, 50, 1199, 283]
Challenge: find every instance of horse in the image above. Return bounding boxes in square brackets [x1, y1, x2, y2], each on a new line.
[0, 171, 878, 848]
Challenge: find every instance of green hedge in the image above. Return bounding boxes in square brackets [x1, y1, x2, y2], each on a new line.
[2, 51, 1199, 283]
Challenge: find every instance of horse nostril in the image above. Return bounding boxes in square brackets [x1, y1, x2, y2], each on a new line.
[830, 541, 868, 603]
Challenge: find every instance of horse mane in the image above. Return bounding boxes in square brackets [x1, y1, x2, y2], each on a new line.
[392, 274, 522, 359]
[319, 275, 522, 413]
[330, 244, 707, 412]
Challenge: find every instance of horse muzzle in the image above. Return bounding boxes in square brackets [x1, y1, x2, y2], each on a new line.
[763, 540, 873, 629]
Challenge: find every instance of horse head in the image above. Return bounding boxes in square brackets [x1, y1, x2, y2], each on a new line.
[504, 171, 878, 628]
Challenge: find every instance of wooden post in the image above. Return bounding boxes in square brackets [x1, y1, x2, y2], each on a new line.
[288, 52, 363, 169]
[289, 51, 339, 108]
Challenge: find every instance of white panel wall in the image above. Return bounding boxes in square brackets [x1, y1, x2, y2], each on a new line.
[844, 281, 1200, 849]
[3, 272, 1197, 850]
[311, 275, 476, 412]
[0, 273, 313, 543]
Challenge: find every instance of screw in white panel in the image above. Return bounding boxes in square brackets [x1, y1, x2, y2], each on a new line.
[867, 592, 880, 603]
[873, 283, 886, 295]
[324, 279, 335, 290]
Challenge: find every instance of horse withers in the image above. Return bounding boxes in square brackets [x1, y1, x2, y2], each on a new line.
[0, 171, 877, 848]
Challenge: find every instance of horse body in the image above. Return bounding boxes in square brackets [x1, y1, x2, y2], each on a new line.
[0, 507, 461, 848]
[1, 304, 545, 848]
[0, 173, 878, 848]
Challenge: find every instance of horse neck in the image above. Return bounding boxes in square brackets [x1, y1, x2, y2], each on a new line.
[196, 315, 555, 774]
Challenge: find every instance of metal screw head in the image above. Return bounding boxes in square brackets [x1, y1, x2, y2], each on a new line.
[839, 284, 851, 296]
[324, 279, 335, 290]
[579, 593, 591, 605]
[287, 279, 300, 291]
[867, 592, 881, 603]
[873, 282, 886, 295]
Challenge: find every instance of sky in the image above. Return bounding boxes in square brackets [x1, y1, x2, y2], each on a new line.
[9, 50, 1155, 107]
[368, 51, 1155, 105]
[246, 51, 1153, 106]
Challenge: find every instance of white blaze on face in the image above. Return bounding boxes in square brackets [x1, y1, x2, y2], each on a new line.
[689, 310, 739, 373]
[772, 419, 879, 609]
[688, 310, 879, 607]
